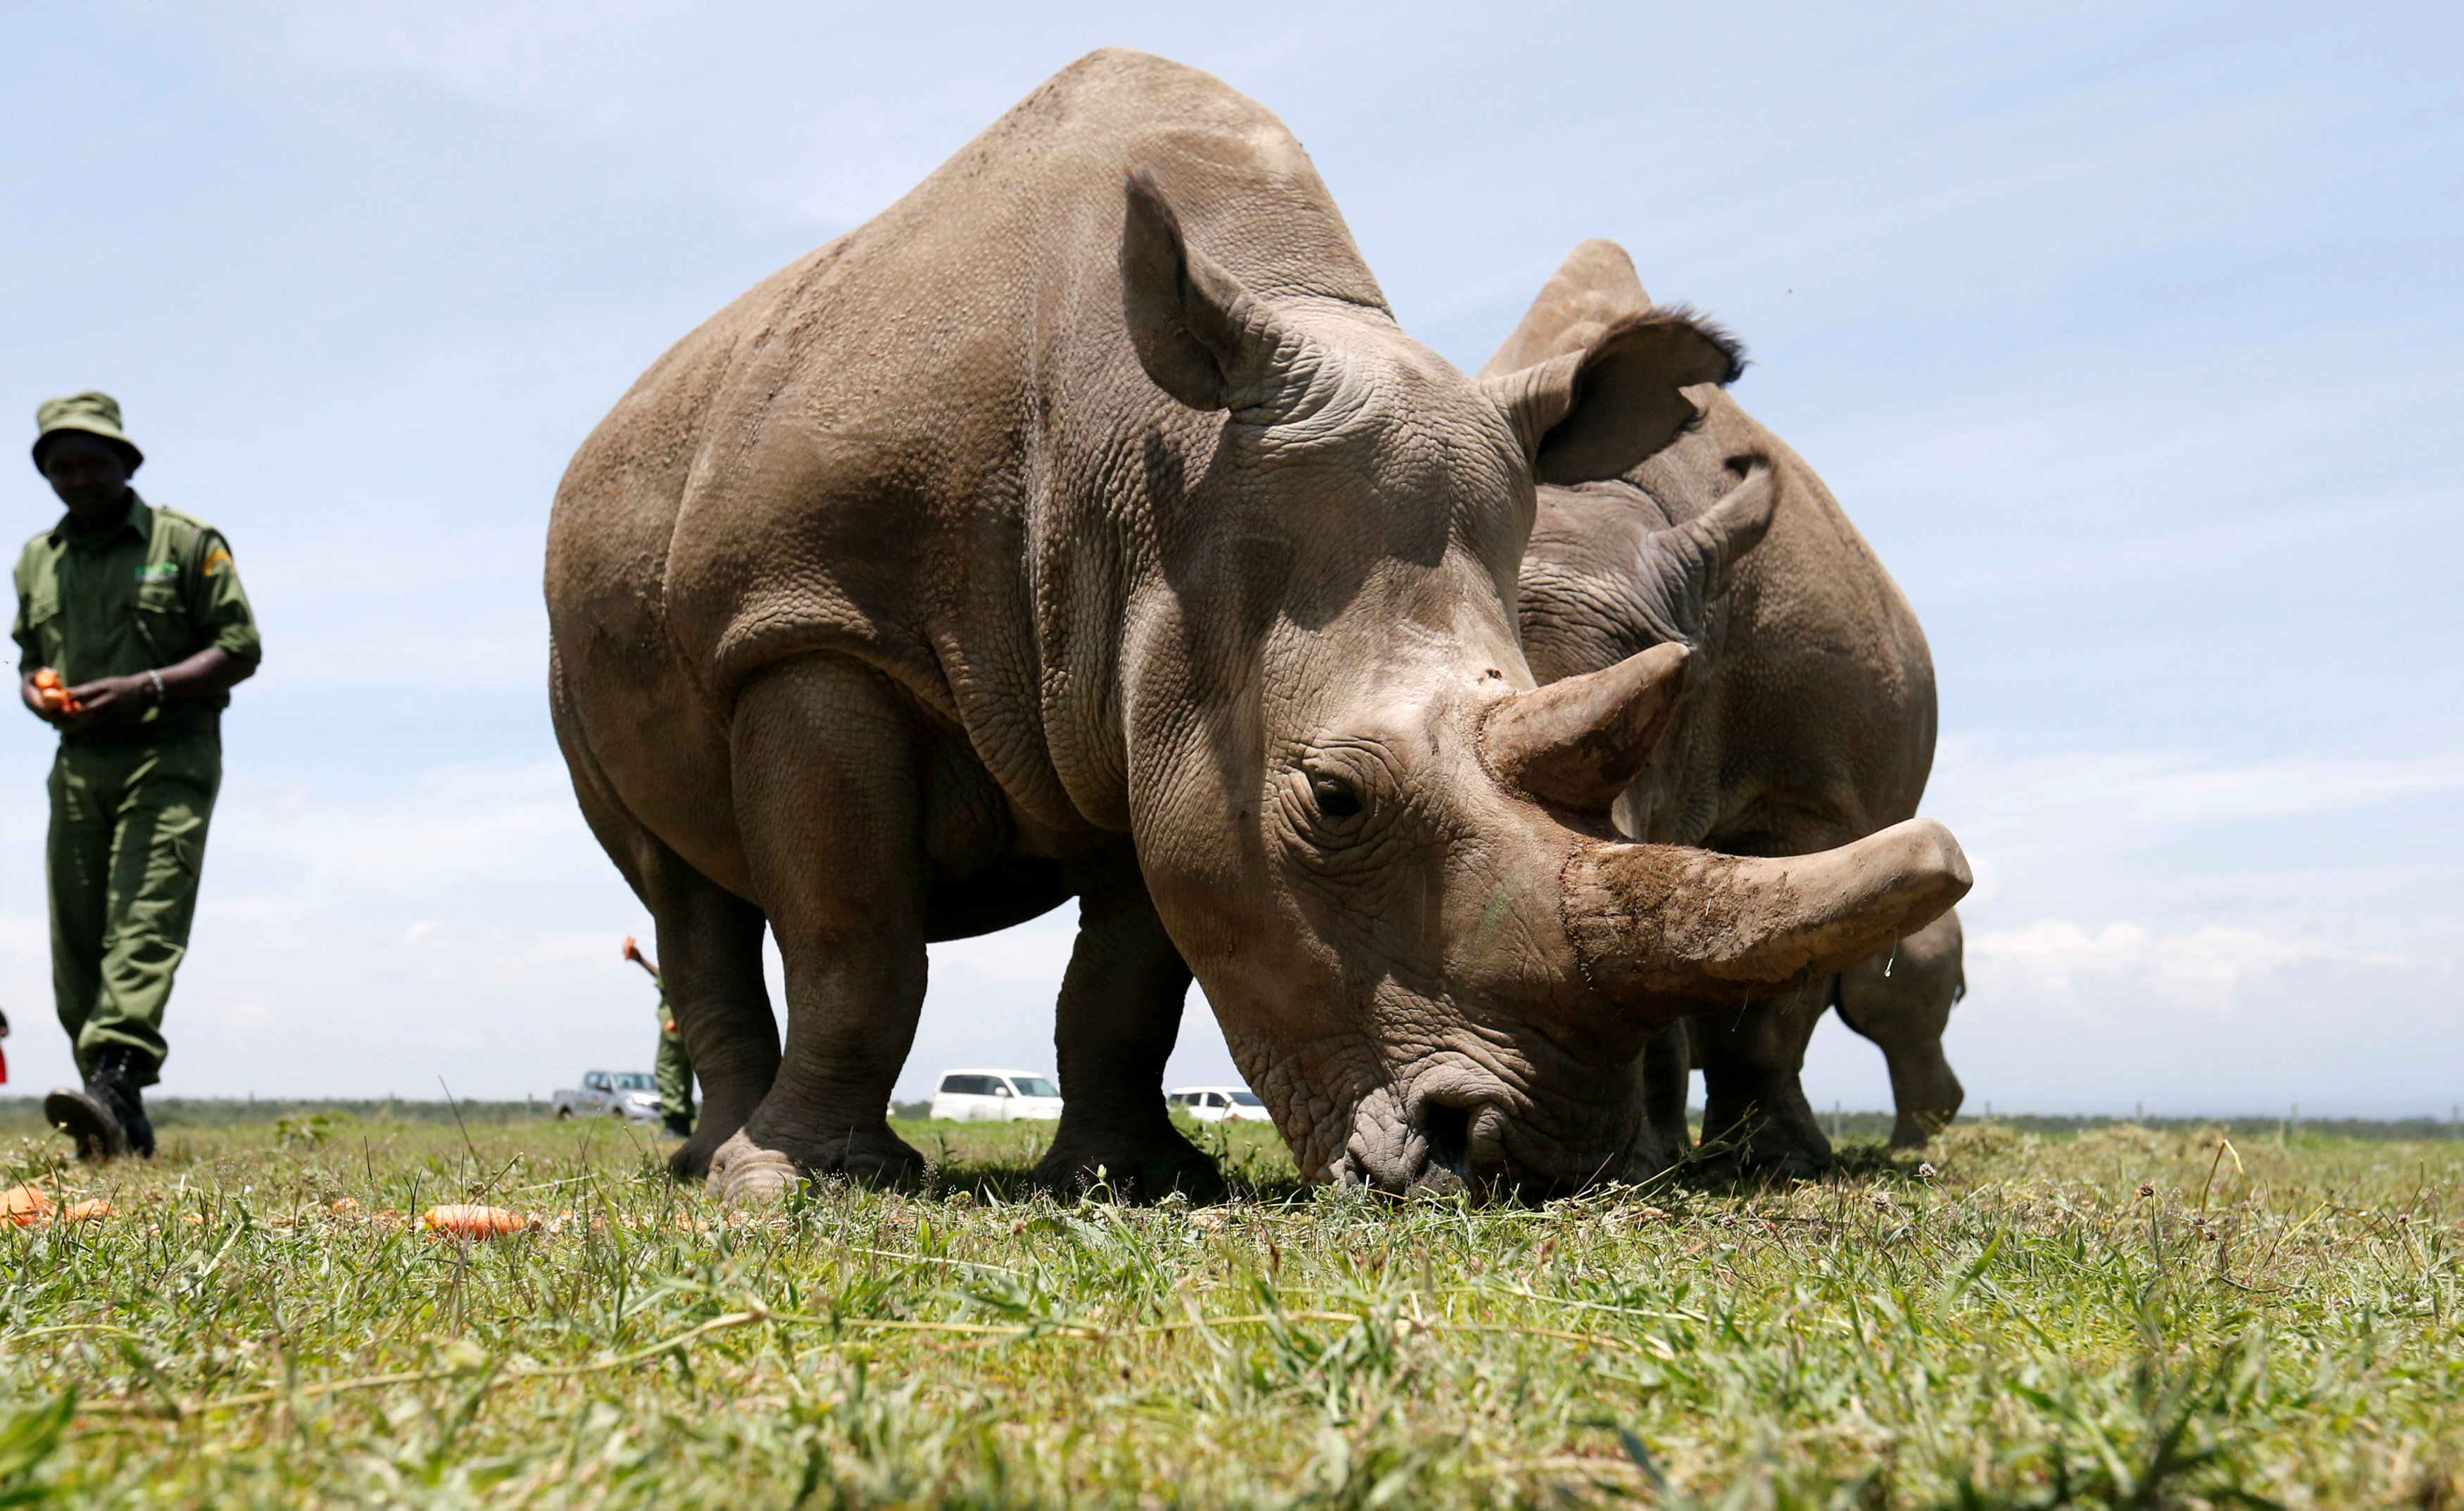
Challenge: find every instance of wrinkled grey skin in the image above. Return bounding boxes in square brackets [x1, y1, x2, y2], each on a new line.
[1503, 241, 1968, 1172]
[545, 54, 1971, 1206]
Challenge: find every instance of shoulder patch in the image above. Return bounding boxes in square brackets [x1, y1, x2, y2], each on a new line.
[201, 549, 232, 576]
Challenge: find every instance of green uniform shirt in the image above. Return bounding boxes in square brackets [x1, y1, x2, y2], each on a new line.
[12, 490, 260, 732]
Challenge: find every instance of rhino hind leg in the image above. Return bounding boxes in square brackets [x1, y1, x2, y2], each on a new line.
[647, 868, 778, 1182]
[551, 643, 780, 1183]
[708, 655, 932, 1202]
[1033, 874, 1225, 1204]
[1835, 909, 1967, 1150]
[1690, 980, 1834, 1180]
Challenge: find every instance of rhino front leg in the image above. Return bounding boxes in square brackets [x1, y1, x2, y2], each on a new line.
[1690, 980, 1833, 1180]
[1835, 909, 1966, 1150]
[1034, 874, 1225, 1203]
[709, 655, 930, 1202]
[550, 650, 780, 1184]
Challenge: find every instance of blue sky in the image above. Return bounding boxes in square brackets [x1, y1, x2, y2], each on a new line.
[2, 2, 2456, 1115]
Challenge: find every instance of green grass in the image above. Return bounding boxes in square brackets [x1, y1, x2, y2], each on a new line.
[0, 1115, 2456, 1507]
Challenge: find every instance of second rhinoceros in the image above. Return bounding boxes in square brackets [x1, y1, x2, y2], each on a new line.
[1504, 241, 1970, 1172]
[544, 51, 1970, 1202]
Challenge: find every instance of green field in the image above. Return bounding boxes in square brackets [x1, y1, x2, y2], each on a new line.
[0, 1113, 2456, 1506]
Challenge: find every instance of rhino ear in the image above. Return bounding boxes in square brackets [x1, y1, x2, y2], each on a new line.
[1626, 455, 1779, 647]
[1477, 239, 1653, 381]
[1121, 170, 1280, 412]
[1483, 310, 1745, 485]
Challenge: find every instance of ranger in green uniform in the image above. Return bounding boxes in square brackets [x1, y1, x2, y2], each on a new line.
[624, 935, 695, 1137]
[652, 985, 696, 1139]
[18, 393, 260, 1159]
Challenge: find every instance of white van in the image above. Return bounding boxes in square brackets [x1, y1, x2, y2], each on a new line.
[929, 1069, 1064, 1123]
[1167, 1086, 1270, 1124]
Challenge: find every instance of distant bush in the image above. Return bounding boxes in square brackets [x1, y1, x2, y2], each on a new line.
[273, 1110, 352, 1149]
[0, 1096, 550, 1134]
[1974, 1112, 2464, 1143]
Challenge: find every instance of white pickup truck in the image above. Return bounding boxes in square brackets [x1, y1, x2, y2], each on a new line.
[551, 1070, 663, 1124]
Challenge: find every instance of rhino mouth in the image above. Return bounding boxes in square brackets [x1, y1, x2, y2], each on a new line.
[1320, 1054, 1648, 1200]
[1416, 1100, 1473, 1177]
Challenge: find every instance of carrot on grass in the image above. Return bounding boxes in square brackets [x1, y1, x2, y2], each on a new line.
[418, 1204, 532, 1238]
[2, 1185, 53, 1227]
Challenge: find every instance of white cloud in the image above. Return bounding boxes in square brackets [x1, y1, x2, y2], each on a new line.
[1966, 917, 2387, 1012]
[215, 759, 593, 894]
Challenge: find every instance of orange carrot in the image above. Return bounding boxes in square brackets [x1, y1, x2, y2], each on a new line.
[31, 669, 80, 716]
[61, 1199, 113, 1223]
[2, 1185, 54, 1227]
[418, 1204, 532, 1238]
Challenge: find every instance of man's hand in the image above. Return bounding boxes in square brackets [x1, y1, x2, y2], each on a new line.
[63, 674, 157, 731]
[19, 647, 257, 733]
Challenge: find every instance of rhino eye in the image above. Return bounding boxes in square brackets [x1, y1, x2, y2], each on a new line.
[1311, 774, 1364, 820]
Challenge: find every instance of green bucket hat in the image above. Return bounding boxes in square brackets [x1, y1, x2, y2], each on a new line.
[32, 391, 144, 472]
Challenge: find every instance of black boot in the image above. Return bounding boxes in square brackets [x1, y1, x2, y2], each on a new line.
[662, 1112, 693, 1139]
[102, 1048, 156, 1158]
[44, 1046, 154, 1161]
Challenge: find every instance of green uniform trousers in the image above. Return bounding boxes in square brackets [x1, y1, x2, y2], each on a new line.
[654, 990, 695, 1125]
[47, 734, 220, 1086]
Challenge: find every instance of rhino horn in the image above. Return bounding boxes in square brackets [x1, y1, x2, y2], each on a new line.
[1562, 819, 1973, 1018]
[1485, 643, 1690, 810]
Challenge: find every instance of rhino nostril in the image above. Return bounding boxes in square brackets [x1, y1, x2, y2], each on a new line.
[1419, 1103, 1471, 1176]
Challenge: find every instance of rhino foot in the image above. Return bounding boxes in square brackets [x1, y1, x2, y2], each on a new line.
[705, 1125, 926, 1203]
[1687, 1127, 1830, 1184]
[1690, 1147, 1828, 1185]
[1696, 1074, 1834, 1184]
[1035, 1126, 1226, 1205]
[668, 1125, 736, 1183]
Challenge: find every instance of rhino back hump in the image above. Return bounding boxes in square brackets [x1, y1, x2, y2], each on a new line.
[550, 49, 1387, 845]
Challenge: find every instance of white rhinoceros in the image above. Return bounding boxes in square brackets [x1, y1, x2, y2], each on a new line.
[544, 51, 1970, 1202]
[1502, 241, 1969, 1172]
